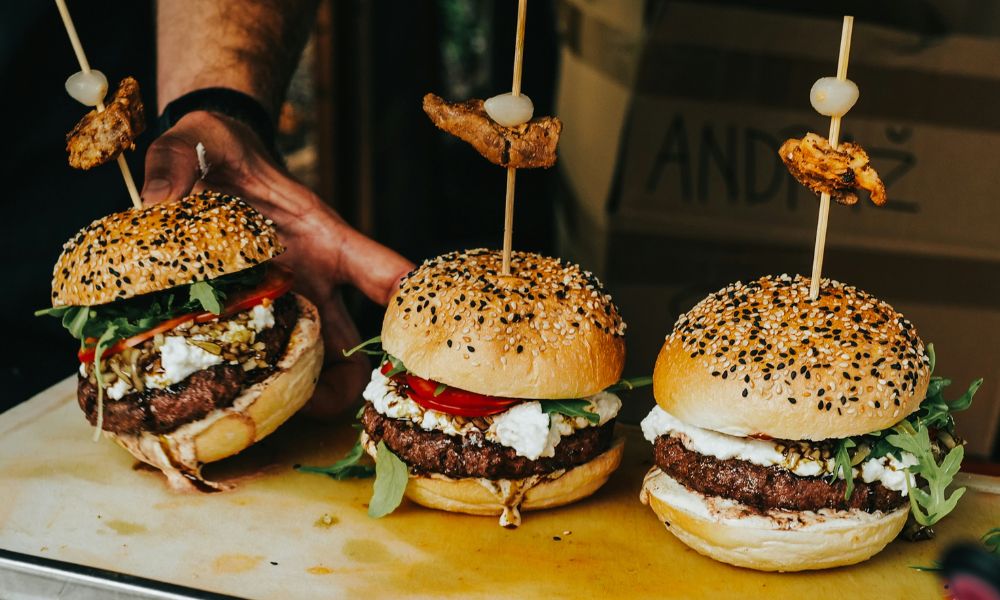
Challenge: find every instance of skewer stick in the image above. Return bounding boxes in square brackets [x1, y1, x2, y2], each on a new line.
[809, 15, 854, 301]
[54, 0, 143, 209]
[501, 0, 528, 276]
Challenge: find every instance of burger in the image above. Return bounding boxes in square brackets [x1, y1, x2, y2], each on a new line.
[640, 274, 977, 571]
[37, 191, 323, 490]
[352, 249, 630, 527]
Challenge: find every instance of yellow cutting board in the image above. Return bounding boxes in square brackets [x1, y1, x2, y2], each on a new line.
[0, 377, 997, 599]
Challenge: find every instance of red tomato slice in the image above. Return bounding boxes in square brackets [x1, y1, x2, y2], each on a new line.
[380, 361, 520, 417]
[78, 265, 294, 363]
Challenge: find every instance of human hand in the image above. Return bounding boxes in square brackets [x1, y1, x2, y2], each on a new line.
[142, 110, 413, 418]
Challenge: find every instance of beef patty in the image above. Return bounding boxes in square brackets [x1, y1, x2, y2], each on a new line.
[653, 434, 906, 514]
[361, 403, 615, 480]
[78, 294, 298, 434]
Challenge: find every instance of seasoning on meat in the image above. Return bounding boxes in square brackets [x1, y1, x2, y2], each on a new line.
[779, 132, 886, 206]
[66, 76, 146, 170]
[653, 435, 906, 514]
[422, 93, 561, 169]
[361, 403, 615, 480]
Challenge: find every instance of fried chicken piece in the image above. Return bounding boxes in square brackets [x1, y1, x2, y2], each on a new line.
[779, 133, 886, 206]
[423, 93, 561, 168]
[66, 77, 146, 170]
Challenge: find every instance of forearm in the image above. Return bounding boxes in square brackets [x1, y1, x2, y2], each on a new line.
[156, 0, 319, 115]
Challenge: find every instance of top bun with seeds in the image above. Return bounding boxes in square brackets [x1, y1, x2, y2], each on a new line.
[381, 249, 626, 399]
[51, 191, 284, 307]
[653, 274, 930, 440]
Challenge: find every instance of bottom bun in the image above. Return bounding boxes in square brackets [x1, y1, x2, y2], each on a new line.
[363, 432, 624, 527]
[640, 467, 908, 572]
[109, 294, 324, 491]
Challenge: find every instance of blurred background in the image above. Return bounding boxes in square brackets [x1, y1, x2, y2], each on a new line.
[2, 0, 997, 460]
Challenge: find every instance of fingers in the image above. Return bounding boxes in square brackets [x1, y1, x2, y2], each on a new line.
[141, 127, 203, 205]
[337, 226, 414, 305]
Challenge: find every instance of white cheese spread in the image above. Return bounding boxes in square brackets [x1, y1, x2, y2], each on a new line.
[106, 378, 131, 400]
[362, 368, 622, 460]
[249, 303, 275, 331]
[640, 406, 916, 494]
[147, 336, 223, 389]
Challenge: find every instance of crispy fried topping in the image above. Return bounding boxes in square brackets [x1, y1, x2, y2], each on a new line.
[66, 76, 146, 170]
[422, 93, 561, 168]
[779, 133, 886, 206]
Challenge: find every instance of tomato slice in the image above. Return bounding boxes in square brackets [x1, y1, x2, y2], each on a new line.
[78, 265, 294, 363]
[380, 361, 521, 417]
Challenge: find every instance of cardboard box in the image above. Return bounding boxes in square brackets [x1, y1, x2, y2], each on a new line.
[555, 0, 1000, 456]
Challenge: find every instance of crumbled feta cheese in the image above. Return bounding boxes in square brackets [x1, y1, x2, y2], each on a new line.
[363, 368, 623, 459]
[640, 405, 918, 494]
[147, 336, 222, 388]
[106, 378, 132, 400]
[491, 403, 552, 460]
[249, 303, 275, 331]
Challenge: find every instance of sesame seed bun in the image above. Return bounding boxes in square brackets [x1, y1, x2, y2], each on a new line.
[653, 275, 930, 440]
[52, 191, 284, 307]
[108, 294, 323, 490]
[381, 249, 626, 399]
[640, 467, 908, 572]
[362, 432, 624, 524]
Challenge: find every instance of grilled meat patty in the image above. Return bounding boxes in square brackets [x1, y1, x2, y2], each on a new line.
[361, 403, 615, 480]
[78, 294, 297, 434]
[653, 434, 906, 514]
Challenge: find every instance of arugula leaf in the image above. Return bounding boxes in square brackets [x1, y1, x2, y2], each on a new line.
[433, 383, 447, 397]
[926, 343, 936, 374]
[832, 438, 857, 499]
[384, 354, 407, 378]
[605, 376, 653, 393]
[369, 441, 408, 518]
[296, 440, 375, 480]
[343, 335, 384, 357]
[189, 280, 223, 314]
[887, 422, 966, 527]
[541, 400, 600, 424]
[984, 527, 1000, 555]
[36, 264, 270, 350]
[355, 404, 366, 419]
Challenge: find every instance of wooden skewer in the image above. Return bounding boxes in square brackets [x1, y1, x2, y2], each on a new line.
[54, 0, 143, 210]
[501, 0, 528, 277]
[809, 15, 854, 301]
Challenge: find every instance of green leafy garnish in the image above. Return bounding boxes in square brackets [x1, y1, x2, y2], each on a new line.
[818, 343, 981, 525]
[541, 400, 600, 424]
[343, 335, 384, 357]
[984, 527, 1000, 555]
[887, 422, 966, 527]
[189, 281, 224, 314]
[605, 376, 653, 393]
[296, 440, 375, 480]
[832, 438, 857, 499]
[369, 441, 409, 518]
[384, 354, 407, 378]
[433, 383, 447, 397]
[36, 264, 268, 352]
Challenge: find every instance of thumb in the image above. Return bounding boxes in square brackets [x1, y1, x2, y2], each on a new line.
[142, 130, 201, 205]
